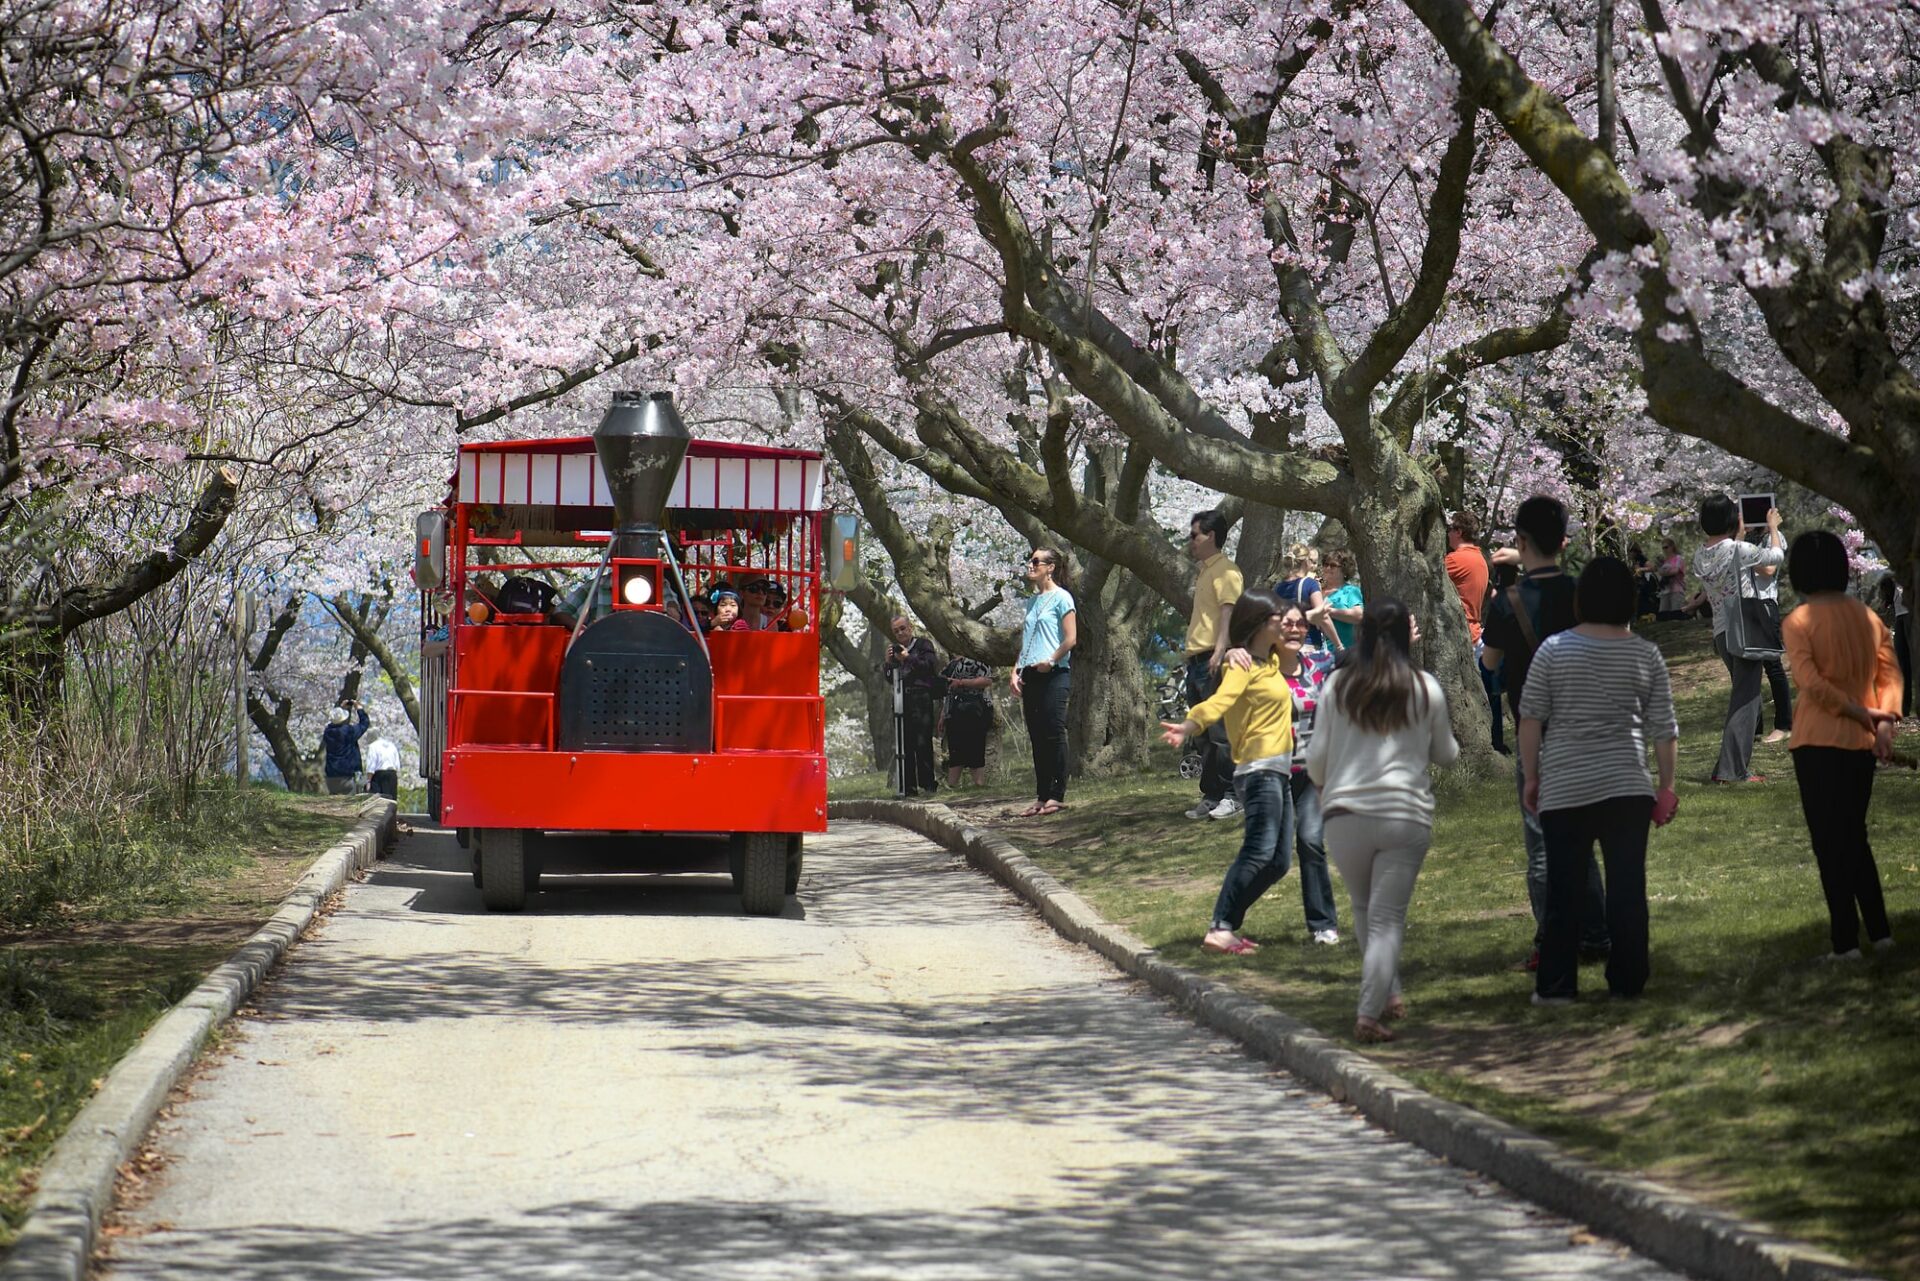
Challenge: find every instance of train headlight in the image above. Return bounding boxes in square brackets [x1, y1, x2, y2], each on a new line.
[622, 574, 654, 606]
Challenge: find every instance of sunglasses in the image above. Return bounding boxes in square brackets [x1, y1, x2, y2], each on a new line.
[1026, 556, 1052, 566]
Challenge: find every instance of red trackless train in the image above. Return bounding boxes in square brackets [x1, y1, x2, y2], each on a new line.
[413, 391, 853, 913]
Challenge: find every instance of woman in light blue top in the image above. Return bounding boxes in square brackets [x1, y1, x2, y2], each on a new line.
[1011, 547, 1076, 816]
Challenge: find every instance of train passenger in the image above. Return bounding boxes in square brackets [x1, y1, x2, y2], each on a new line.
[711, 588, 747, 631]
[764, 580, 794, 630]
[738, 578, 772, 629]
[691, 594, 715, 631]
[552, 569, 611, 630]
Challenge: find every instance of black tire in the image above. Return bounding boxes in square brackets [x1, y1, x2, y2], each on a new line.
[727, 836, 746, 894]
[738, 832, 787, 916]
[455, 826, 471, 850]
[427, 777, 443, 824]
[479, 829, 529, 911]
[785, 834, 804, 896]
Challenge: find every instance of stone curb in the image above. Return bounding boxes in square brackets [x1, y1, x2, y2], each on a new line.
[831, 798, 1875, 1281]
[0, 797, 397, 1281]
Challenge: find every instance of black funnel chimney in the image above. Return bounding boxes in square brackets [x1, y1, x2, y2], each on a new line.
[595, 391, 690, 556]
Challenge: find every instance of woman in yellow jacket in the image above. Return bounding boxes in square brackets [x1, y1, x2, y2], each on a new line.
[1162, 588, 1296, 955]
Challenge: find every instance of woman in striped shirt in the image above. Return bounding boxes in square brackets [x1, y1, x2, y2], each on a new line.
[1519, 557, 1680, 1004]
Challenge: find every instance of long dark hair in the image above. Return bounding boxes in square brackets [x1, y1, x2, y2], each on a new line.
[1334, 597, 1427, 733]
[1031, 546, 1073, 592]
[1226, 587, 1285, 650]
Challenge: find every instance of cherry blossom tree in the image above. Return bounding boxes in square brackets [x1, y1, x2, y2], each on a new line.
[1406, 0, 1920, 650]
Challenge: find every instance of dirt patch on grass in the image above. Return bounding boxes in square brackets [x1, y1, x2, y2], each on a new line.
[1408, 1021, 1659, 1120]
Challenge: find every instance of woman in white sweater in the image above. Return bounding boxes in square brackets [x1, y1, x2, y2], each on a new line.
[1305, 598, 1459, 1043]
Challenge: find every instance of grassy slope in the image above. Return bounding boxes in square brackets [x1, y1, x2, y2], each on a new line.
[834, 620, 1920, 1279]
[0, 790, 359, 1247]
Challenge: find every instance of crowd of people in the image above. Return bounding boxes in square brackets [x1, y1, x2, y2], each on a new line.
[865, 493, 1907, 1041]
[465, 566, 814, 636]
[1154, 496, 1905, 1043]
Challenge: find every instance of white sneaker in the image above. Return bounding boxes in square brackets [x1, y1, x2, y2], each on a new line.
[1208, 797, 1242, 820]
[1185, 800, 1215, 820]
[1531, 992, 1575, 1006]
[1872, 937, 1895, 953]
[1818, 948, 1864, 963]
[1312, 929, 1340, 945]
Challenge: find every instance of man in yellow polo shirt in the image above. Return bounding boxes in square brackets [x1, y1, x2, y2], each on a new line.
[1184, 509, 1244, 820]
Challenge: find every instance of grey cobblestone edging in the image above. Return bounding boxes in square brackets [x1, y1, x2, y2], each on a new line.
[830, 798, 1875, 1281]
[0, 797, 397, 1281]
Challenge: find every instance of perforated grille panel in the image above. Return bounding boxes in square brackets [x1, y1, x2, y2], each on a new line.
[557, 610, 712, 753]
[581, 656, 689, 746]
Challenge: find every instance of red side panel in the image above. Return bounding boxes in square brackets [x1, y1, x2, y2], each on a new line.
[451, 625, 569, 747]
[706, 630, 823, 753]
[441, 748, 828, 834]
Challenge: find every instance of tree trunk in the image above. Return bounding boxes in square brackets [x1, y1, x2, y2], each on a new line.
[248, 690, 324, 793]
[821, 581, 899, 776]
[1067, 569, 1157, 777]
[1340, 456, 1493, 761]
[328, 592, 419, 734]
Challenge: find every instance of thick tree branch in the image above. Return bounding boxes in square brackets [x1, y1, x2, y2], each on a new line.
[57, 465, 239, 634]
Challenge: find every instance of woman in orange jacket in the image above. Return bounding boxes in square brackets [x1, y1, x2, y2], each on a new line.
[1782, 531, 1904, 961]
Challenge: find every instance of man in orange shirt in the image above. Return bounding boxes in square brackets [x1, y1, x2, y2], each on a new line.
[1445, 511, 1505, 753]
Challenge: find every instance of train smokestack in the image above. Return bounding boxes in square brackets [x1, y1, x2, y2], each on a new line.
[596, 391, 690, 551]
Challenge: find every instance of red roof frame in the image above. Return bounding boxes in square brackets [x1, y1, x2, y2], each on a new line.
[460, 436, 822, 462]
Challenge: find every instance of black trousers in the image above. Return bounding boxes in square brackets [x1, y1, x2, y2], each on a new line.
[901, 690, 939, 794]
[1757, 655, 1794, 734]
[1791, 747, 1891, 954]
[369, 769, 398, 800]
[1537, 796, 1653, 999]
[1184, 654, 1235, 803]
[1020, 667, 1071, 803]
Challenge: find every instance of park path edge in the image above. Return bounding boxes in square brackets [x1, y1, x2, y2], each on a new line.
[829, 798, 1876, 1281]
[0, 796, 397, 1281]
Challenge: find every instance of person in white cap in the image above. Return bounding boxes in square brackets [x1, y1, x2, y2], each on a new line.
[322, 701, 370, 795]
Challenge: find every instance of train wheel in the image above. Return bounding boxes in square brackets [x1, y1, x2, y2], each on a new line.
[479, 829, 529, 912]
[426, 777, 442, 824]
[785, 834, 804, 895]
[738, 832, 787, 916]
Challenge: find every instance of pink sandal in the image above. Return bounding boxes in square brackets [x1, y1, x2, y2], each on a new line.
[1201, 932, 1258, 956]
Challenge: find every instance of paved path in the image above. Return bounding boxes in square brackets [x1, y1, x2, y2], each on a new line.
[101, 821, 1680, 1280]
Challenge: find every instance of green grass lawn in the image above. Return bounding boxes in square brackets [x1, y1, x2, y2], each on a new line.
[835, 620, 1920, 1279]
[0, 788, 360, 1249]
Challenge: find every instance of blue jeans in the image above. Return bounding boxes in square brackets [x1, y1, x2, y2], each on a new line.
[1290, 773, 1339, 934]
[1210, 770, 1293, 931]
[1477, 641, 1506, 751]
[1516, 758, 1608, 951]
[1184, 654, 1235, 803]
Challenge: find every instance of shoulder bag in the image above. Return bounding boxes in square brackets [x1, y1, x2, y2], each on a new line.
[1722, 563, 1783, 661]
